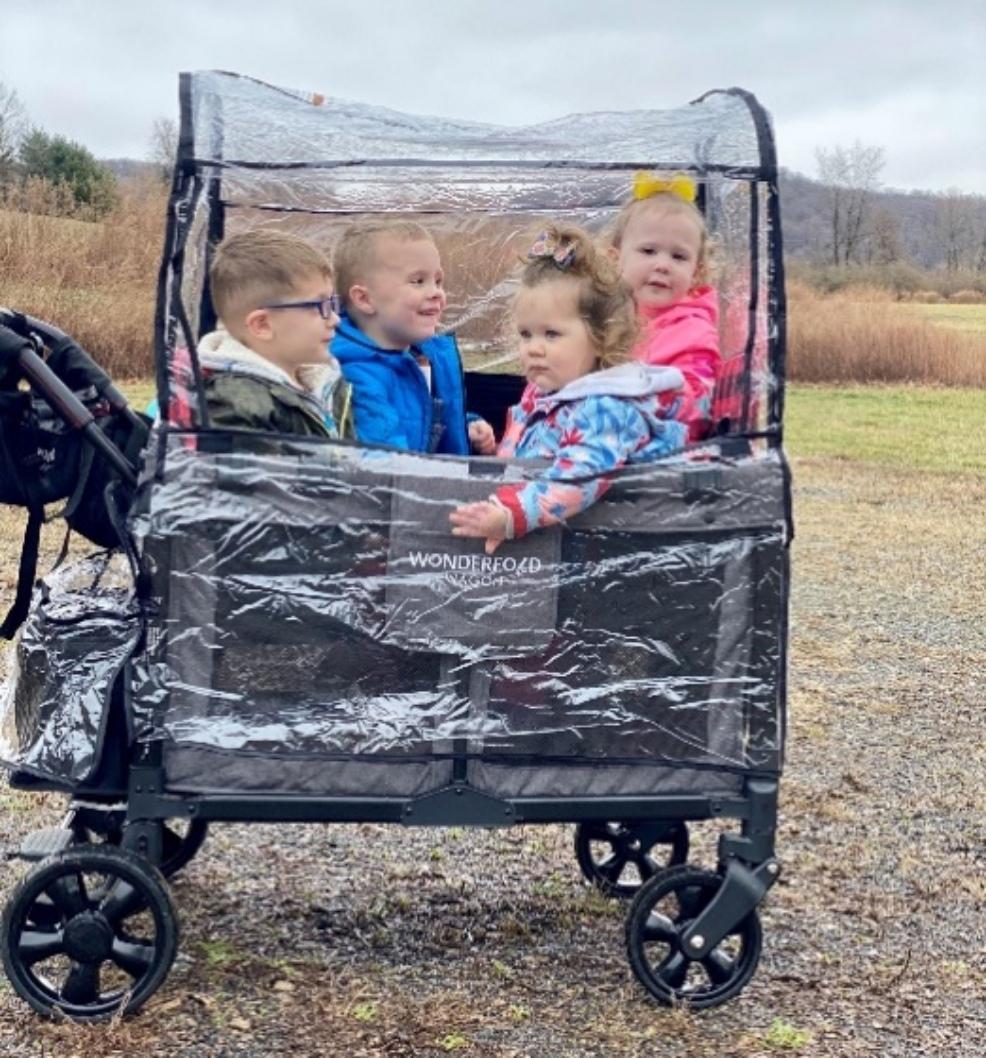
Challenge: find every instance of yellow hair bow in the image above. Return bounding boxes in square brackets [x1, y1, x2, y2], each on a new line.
[633, 172, 697, 204]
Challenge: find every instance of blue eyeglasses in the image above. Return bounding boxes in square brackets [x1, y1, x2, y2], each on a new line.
[263, 295, 342, 319]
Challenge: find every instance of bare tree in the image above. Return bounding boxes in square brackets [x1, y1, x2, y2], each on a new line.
[0, 81, 28, 187]
[868, 206, 901, 265]
[148, 116, 178, 184]
[815, 141, 885, 266]
[933, 190, 979, 272]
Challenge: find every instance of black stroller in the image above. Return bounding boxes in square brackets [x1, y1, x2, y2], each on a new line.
[0, 71, 790, 1020]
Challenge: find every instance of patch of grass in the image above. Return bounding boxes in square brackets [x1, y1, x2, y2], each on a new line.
[764, 1017, 812, 1049]
[902, 302, 986, 336]
[120, 379, 156, 412]
[198, 938, 245, 968]
[785, 384, 986, 474]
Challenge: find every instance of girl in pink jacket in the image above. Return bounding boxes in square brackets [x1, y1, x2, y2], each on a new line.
[610, 173, 720, 442]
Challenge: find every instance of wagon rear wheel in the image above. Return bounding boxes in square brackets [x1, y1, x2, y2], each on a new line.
[625, 865, 761, 1009]
[574, 821, 689, 899]
[1, 845, 178, 1021]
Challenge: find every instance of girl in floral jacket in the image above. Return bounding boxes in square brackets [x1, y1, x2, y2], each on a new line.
[450, 225, 686, 554]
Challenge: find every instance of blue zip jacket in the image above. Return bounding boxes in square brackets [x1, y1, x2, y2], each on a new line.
[331, 315, 470, 454]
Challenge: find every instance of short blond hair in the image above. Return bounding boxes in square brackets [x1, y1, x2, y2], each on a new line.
[210, 229, 332, 324]
[333, 220, 435, 307]
[608, 193, 711, 285]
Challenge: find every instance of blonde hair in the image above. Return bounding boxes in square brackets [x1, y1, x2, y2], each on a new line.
[334, 220, 435, 308]
[609, 191, 711, 286]
[518, 224, 638, 368]
[210, 229, 331, 324]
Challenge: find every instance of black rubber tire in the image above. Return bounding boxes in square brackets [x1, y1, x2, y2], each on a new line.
[625, 865, 762, 1009]
[1, 845, 179, 1021]
[574, 821, 689, 899]
[70, 815, 209, 879]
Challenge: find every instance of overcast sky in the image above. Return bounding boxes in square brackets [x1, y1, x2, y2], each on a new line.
[3, 0, 984, 194]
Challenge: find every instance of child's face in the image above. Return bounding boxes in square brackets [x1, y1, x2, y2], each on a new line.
[514, 279, 599, 393]
[352, 236, 446, 349]
[255, 274, 338, 379]
[617, 205, 702, 312]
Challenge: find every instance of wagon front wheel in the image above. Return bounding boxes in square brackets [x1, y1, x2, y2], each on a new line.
[574, 821, 689, 898]
[625, 865, 761, 1009]
[1, 845, 179, 1021]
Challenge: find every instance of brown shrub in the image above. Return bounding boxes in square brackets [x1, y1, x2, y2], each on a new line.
[787, 286, 986, 386]
[949, 290, 985, 304]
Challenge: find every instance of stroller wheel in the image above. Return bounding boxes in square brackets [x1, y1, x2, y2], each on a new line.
[155, 819, 209, 878]
[70, 813, 209, 879]
[574, 821, 689, 899]
[1, 845, 179, 1022]
[625, 865, 761, 1009]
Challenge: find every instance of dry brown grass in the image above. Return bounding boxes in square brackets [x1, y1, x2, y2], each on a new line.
[2, 186, 985, 389]
[0, 177, 166, 378]
[787, 280, 986, 386]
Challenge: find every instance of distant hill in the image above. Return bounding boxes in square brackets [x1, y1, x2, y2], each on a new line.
[779, 168, 985, 269]
[101, 157, 158, 180]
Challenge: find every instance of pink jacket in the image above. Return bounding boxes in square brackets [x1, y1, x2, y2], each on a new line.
[634, 285, 721, 442]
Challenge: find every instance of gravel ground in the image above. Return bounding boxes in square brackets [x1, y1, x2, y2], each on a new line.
[0, 454, 983, 1057]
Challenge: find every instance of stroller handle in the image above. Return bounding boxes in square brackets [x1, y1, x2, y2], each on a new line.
[0, 309, 140, 487]
[0, 307, 146, 437]
[15, 345, 139, 486]
[0, 307, 136, 422]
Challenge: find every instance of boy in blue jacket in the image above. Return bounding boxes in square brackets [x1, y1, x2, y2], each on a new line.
[331, 220, 495, 454]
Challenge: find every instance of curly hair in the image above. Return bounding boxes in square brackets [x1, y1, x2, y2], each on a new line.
[518, 224, 638, 368]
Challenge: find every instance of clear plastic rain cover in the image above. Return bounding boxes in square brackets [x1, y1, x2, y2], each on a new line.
[0, 555, 139, 785]
[128, 429, 788, 799]
[3, 73, 787, 796]
[163, 72, 781, 436]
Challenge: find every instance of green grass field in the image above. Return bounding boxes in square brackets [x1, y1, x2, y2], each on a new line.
[902, 301, 986, 336]
[784, 384, 986, 473]
[122, 381, 985, 475]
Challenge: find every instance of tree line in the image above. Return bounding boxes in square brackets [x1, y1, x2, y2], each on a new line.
[788, 142, 985, 278]
[0, 81, 178, 218]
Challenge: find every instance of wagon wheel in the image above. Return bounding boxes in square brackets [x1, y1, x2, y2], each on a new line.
[70, 813, 209, 879]
[574, 821, 689, 899]
[625, 865, 761, 1009]
[1, 845, 178, 1021]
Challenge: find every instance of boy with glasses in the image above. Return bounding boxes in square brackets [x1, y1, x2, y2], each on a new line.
[196, 229, 353, 437]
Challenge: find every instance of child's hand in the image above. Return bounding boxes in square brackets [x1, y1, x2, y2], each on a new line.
[468, 418, 497, 455]
[449, 500, 509, 554]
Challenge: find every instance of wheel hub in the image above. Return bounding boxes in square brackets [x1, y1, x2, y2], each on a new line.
[63, 912, 114, 962]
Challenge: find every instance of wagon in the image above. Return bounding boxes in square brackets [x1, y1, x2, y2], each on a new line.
[0, 70, 790, 1019]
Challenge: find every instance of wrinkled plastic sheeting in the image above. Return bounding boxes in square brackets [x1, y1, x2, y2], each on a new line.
[167, 73, 779, 431]
[0, 555, 139, 784]
[188, 72, 763, 170]
[130, 432, 788, 782]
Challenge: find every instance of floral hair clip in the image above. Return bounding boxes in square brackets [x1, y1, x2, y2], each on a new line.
[527, 230, 577, 270]
[633, 171, 697, 204]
